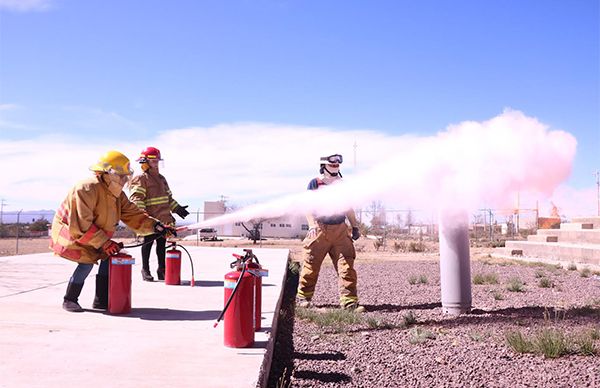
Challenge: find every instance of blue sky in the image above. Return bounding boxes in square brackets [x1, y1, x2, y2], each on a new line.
[0, 0, 598, 220]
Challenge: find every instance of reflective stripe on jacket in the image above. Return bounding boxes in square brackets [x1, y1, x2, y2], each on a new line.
[128, 172, 179, 225]
[49, 175, 158, 264]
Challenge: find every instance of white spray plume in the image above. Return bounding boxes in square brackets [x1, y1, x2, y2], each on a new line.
[186, 109, 576, 229]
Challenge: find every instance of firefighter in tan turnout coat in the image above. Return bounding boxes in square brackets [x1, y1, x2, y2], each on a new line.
[50, 150, 176, 312]
[296, 154, 365, 312]
[129, 146, 189, 281]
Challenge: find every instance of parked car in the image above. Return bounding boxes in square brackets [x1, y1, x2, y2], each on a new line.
[198, 228, 218, 241]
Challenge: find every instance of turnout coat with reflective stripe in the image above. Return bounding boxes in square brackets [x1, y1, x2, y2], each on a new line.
[128, 171, 179, 225]
[49, 176, 158, 264]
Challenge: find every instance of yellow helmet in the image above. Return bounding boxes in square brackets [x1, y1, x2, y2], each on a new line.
[89, 150, 134, 176]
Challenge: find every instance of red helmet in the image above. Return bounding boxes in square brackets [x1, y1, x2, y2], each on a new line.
[137, 146, 162, 162]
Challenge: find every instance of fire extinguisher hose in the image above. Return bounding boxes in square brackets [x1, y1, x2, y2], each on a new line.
[175, 243, 195, 287]
[213, 264, 248, 328]
[122, 234, 162, 249]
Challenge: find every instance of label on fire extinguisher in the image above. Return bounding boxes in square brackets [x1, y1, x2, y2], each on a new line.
[111, 256, 135, 265]
[224, 279, 237, 289]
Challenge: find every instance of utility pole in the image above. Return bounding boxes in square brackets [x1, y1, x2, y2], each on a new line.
[516, 192, 520, 235]
[595, 171, 600, 216]
[353, 141, 357, 170]
[16, 209, 22, 255]
[0, 198, 6, 225]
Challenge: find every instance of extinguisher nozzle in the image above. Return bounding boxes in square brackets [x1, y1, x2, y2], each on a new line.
[190, 277, 195, 287]
[213, 322, 219, 328]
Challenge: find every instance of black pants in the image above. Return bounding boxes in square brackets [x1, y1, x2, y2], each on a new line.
[141, 233, 166, 271]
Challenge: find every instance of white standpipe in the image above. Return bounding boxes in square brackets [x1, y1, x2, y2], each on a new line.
[439, 211, 472, 315]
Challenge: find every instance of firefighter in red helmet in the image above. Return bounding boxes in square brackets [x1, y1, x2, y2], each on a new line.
[50, 150, 176, 312]
[129, 146, 189, 281]
[296, 154, 365, 312]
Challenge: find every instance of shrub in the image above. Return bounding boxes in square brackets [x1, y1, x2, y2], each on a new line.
[538, 277, 554, 288]
[575, 334, 597, 356]
[392, 240, 405, 253]
[506, 328, 598, 358]
[296, 307, 364, 332]
[579, 267, 592, 278]
[402, 311, 417, 326]
[493, 291, 505, 300]
[567, 263, 577, 271]
[409, 275, 428, 285]
[535, 328, 568, 358]
[408, 241, 424, 252]
[507, 278, 525, 292]
[408, 327, 435, 344]
[506, 330, 534, 353]
[373, 238, 384, 251]
[473, 272, 499, 285]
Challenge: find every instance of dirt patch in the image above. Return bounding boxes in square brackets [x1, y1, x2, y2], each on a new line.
[281, 252, 600, 387]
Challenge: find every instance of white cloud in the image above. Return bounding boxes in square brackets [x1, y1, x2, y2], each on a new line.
[0, 0, 53, 12]
[0, 104, 21, 111]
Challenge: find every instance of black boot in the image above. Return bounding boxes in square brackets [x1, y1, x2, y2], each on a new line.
[93, 275, 109, 309]
[157, 267, 165, 281]
[63, 282, 84, 312]
[141, 268, 154, 281]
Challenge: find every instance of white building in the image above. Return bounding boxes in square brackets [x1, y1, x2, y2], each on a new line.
[203, 201, 309, 239]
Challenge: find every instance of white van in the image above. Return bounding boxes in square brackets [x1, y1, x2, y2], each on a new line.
[198, 228, 218, 241]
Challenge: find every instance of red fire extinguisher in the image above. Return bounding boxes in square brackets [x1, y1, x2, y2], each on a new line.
[242, 249, 268, 331]
[222, 265, 255, 347]
[108, 252, 135, 314]
[165, 246, 181, 285]
[214, 249, 266, 348]
[164, 242, 195, 287]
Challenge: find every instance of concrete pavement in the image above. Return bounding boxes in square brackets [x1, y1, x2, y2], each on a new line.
[0, 245, 289, 388]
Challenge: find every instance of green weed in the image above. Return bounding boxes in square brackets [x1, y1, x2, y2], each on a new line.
[472, 272, 499, 285]
[535, 328, 568, 358]
[402, 311, 417, 326]
[505, 330, 535, 353]
[408, 327, 435, 344]
[506, 277, 526, 292]
[579, 267, 592, 278]
[296, 307, 364, 332]
[408, 275, 428, 285]
[538, 277, 554, 288]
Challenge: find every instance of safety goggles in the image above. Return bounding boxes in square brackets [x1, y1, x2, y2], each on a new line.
[322, 154, 343, 164]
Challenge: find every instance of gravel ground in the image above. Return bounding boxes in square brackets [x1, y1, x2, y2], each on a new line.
[272, 257, 600, 388]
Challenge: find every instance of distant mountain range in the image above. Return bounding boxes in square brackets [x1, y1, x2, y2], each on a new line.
[1, 210, 55, 224]
[0, 210, 197, 225]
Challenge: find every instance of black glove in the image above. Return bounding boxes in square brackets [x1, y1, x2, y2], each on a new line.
[174, 205, 189, 219]
[154, 222, 177, 237]
[351, 227, 360, 241]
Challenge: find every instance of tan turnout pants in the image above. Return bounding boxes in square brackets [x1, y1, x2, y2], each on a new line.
[297, 223, 358, 307]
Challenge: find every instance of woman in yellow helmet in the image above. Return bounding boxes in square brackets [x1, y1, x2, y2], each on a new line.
[50, 150, 176, 312]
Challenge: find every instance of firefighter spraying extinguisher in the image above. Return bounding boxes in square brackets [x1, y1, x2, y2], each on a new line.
[214, 249, 268, 348]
